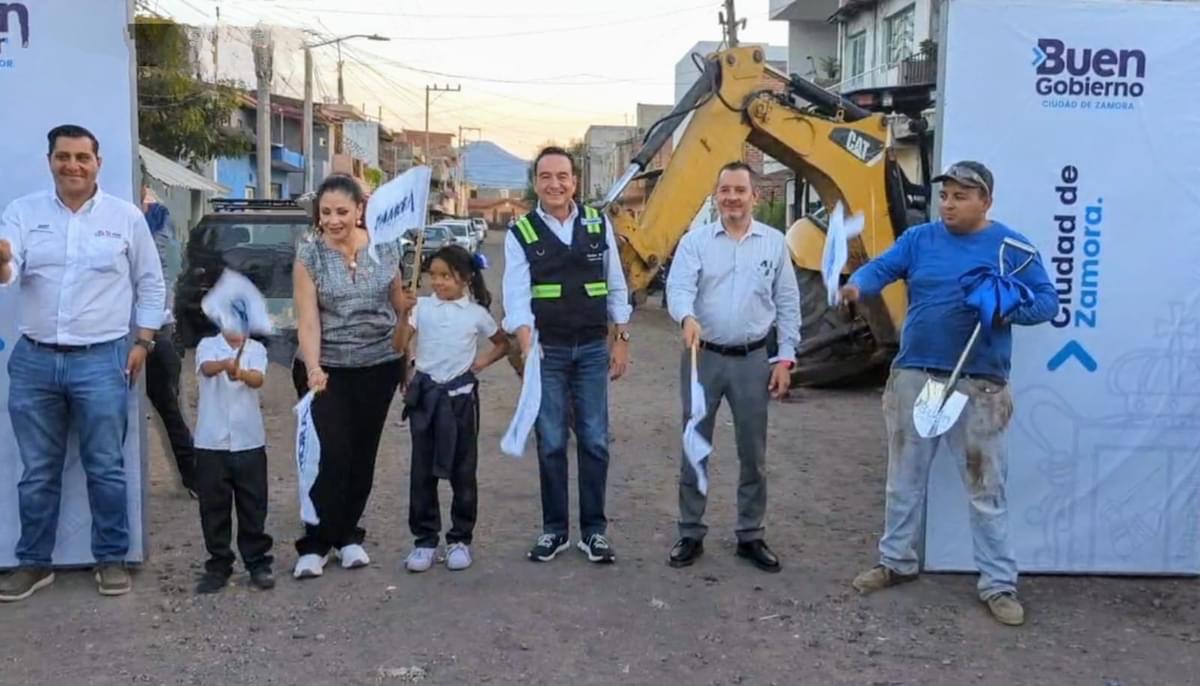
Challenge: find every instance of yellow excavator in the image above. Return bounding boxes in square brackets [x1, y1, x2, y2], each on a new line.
[600, 46, 934, 386]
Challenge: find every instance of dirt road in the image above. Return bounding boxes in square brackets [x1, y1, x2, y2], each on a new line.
[2, 232, 1197, 686]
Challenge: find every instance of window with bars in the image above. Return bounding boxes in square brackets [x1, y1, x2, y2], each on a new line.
[884, 4, 916, 65]
[847, 31, 867, 77]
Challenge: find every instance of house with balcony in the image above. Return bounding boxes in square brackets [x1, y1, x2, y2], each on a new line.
[829, 0, 941, 93]
[214, 92, 332, 200]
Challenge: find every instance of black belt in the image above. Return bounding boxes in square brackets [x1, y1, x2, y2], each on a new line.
[700, 337, 768, 357]
[912, 366, 1007, 387]
[22, 335, 117, 354]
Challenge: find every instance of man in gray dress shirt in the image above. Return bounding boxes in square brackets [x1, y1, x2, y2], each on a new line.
[665, 161, 801, 573]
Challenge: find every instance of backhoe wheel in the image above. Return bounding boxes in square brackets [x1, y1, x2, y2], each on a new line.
[792, 267, 886, 388]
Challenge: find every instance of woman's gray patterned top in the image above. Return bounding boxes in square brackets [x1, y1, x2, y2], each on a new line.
[297, 233, 404, 369]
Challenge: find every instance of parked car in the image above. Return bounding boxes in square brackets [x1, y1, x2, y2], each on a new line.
[434, 219, 478, 253]
[470, 216, 488, 241]
[175, 198, 312, 362]
[402, 225, 454, 272]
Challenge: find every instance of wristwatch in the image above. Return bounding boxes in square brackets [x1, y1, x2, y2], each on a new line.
[134, 338, 156, 353]
[616, 330, 631, 342]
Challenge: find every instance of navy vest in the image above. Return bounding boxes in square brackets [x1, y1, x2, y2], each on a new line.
[512, 207, 609, 346]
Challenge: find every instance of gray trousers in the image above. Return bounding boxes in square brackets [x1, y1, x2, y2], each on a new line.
[678, 347, 770, 543]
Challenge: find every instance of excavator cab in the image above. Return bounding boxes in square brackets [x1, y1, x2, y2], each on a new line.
[602, 46, 933, 386]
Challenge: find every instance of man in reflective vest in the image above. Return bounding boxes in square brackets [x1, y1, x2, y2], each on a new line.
[502, 146, 632, 564]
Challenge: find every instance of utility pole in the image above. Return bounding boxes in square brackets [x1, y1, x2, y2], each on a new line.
[252, 27, 274, 199]
[303, 34, 389, 193]
[302, 47, 314, 193]
[719, 0, 744, 47]
[458, 125, 481, 216]
[212, 6, 220, 77]
[424, 83, 461, 163]
[337, 41, 345, 104]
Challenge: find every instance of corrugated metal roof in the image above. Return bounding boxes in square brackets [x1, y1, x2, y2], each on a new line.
[139, 145, 229, 194]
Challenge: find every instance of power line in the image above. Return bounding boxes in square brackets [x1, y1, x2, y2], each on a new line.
[231, 2, 714, 42]
[347, 45, 674, 87]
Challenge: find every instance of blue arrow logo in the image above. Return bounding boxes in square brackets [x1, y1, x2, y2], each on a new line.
[1047, 340, 1097, 372]
[1032, 45, 1047, 68]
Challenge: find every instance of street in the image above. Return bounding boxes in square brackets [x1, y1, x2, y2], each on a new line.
[1, 231, 1197, 686]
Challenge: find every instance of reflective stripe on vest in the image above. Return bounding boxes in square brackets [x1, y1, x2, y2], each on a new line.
[584, 281, 608, 297]
[515, 216, 538, 244]
[532, 283, 562, 299]
[583, 206, 603, 234]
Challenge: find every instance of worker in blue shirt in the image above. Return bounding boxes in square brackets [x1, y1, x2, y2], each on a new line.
[840, 161, 1057, 627]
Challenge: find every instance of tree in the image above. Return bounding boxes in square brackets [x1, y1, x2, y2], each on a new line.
[135, 17, 249, 165]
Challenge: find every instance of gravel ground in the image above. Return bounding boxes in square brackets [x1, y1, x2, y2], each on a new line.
[1, 232, 1197, 686]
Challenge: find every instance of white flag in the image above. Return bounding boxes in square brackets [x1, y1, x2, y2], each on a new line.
[822, 201, 865, 307]
[501, 332, 542, 458]
[366, 165, 432, 263]
[200, 269, 273, 336]
[682, 351, 712, 495]
[293, 391, 321, 525]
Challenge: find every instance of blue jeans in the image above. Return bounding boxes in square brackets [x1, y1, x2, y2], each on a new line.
[7, 336, 131, 566]
[535, 339, 610, 539]
[878, 368, 1018, 600]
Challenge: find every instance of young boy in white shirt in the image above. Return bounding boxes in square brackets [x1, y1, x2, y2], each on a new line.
[193, 330, 274, 593]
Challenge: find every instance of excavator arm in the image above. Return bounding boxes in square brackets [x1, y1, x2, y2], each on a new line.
[603, 46, 918, 385]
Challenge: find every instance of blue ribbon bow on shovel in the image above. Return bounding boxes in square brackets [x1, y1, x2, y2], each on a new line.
[958, 266, 1034, 334]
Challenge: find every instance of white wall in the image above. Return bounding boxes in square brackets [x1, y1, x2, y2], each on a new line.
[788, 20, 838, 79]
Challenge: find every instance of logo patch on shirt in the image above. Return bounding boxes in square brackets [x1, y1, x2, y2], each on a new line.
[758, 259, 775, 278]
[582, 217, 603, 226]
[94, 229, 121, 239]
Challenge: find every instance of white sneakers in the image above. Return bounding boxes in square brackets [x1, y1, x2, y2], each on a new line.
[405, 547, 437, 573]
[293, 545, 368, 580]
[298, 543, 471, 578]
[445, 543, 472, 571]
[292, 553, 330, 579]
[336, 544, 371, 569]
[405, 544, 473, 572]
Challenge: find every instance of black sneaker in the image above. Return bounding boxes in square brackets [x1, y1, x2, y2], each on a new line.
[527, 534, 570, 562]
[578, 534, 615, 564]
[249, 568, 276, 591]
[195, 572, 230, 595]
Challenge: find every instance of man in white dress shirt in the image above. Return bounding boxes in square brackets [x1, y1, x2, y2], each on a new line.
[501, 147, 632, 564]
[0, 125, 165, 601]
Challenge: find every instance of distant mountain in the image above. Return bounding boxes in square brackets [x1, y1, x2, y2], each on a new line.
[462, 141, 530, 189]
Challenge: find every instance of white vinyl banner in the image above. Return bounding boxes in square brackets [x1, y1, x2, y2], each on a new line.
[0, 0, 146, 567]
[925, 0, 1200, 574]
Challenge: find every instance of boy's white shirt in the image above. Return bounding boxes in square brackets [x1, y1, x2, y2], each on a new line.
[194, 335, 269, 451]
[409, 295, 499, 384]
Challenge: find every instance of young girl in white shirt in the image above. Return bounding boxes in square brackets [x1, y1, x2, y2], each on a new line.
[394, 245, 508, 572]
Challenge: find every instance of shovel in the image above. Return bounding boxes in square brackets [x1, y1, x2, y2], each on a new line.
[912, 237, 1038, 438]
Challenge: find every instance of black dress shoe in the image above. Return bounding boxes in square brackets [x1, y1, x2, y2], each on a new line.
[194, 572, 230, 594]
[249, 568, 276, 590]
[736, 540, 781, 573]
[668, 537, 704, 568]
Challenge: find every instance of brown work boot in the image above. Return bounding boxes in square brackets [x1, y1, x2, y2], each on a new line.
[986, 593, 1026, 626]
[852, 564, 917, 594]
[0, 567, 55, 602]
[95, 564, 132, 597]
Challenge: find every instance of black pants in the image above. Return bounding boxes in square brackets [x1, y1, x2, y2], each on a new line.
[409, 388, 480, 547]
[195, 447, 273, 575]
[146, 328, 196, 489]
[293, 359, 403, 556]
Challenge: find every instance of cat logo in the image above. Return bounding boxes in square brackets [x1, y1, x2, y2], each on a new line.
[830, 128, 885, 166]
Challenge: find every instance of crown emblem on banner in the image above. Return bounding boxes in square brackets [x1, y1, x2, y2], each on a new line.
[1107, 303, 1200, 417]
